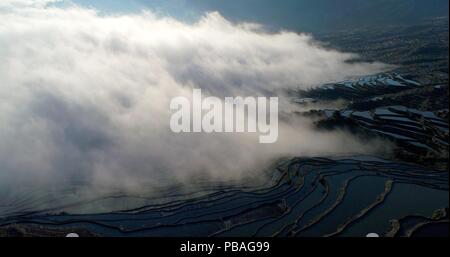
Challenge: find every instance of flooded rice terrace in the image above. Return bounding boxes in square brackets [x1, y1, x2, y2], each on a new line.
[0, 156, 447, 237]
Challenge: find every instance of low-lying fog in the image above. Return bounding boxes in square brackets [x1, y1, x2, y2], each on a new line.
[0, 1, 392, 200]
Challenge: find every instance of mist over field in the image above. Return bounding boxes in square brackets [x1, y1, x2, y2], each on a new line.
[0, 0, 391, 194]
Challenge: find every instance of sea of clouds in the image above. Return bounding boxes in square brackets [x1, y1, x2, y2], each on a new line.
[0, 0, 391, 196]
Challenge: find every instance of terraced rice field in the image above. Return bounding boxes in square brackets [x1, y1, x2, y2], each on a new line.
[1, 156, 447, 237]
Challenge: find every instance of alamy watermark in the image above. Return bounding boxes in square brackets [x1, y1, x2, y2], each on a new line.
[170, 89, 279, 144]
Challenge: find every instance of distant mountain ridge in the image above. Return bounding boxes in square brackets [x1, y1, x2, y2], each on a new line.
[70, 0, 449, 32]
[187, 0, 449, 32]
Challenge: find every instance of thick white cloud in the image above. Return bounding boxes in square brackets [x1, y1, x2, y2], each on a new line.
[0, 4, 390, 195]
